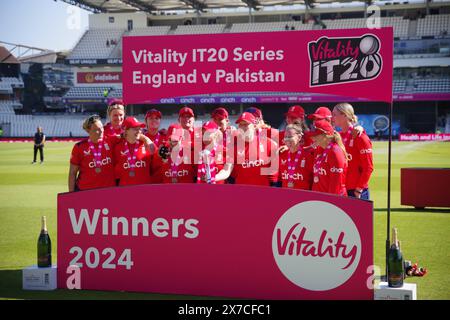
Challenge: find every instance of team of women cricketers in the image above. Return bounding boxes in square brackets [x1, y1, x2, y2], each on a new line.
[68, 100, 373, 200]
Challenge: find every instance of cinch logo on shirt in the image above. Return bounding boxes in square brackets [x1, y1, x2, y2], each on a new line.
[165, 170, 189, 178]
[88, 157, 112, 168]
[330, 167, 344, 173]
[314, 168, 327, 176]
[282, 172, 304, 181]
[242, 159, 265, 168]
[123, 160, 146, 169]
[360, 149, 372, 154]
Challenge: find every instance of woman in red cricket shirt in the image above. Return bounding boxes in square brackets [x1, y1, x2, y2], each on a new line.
[332, 103, 374, 200]
[159, 123, 197, 184]
[216, 112, 278, 187]
[68, 115, 117, 192]
[279, 124, 314, 190]
[310, 119, 348, 196]
[145, 108, 167, 184]
[196, 120, 226, 184]
[145, 108, 167, 147]
[211, 107, 237, 149]
[113, 117, 153, 186]
[307, 106, 364, 157]
[178, 106, 200, 149]
[245, 107, 280, 147]
[279, 105, 312, 148]
[104, 99, 125, 137]
[210, 107, 238, 184]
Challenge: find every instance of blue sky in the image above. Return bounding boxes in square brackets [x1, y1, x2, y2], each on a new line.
[0, 0, 89, 52]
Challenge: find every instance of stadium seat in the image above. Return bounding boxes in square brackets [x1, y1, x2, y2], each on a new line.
[229, 21, 313, 33]
[126, 26, 171, 37]
[417, 14, 450, 37]
[68, 28, 127, 59]
[173, 24, 226, 35]
[63, 86, 122, 99]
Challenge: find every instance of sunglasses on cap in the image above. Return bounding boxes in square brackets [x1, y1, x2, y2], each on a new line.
[87, 114, 101, 125]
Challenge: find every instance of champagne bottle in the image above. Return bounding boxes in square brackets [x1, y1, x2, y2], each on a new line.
[388, 227, 404, 288]
[37, 216, 51, 268]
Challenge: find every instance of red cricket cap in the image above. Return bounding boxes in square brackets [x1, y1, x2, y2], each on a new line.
[202, 121, 219, 131]
[145, 108, 162, 120]
[179, 107, 195, 118]
[211, 107, 229, 120]
[236, 112, 256, 125]
[285, 105, 305, 119]
[107, 98, 124, 107]
[245, 107, 262, 120]
[310, 119, 334, 137]
[167, 123, 184, 140]
[122, 117, 146, 130]
[307, 107, 332, 121]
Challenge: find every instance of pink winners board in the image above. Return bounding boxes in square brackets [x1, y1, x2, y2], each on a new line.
[58, 184, 373, 299]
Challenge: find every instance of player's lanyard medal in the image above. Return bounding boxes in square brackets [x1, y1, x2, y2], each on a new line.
[124, 141, 140, 177]
[88, 139, 104, 174]
[287, 147, 303, 188]
[313, 144, 333, 183]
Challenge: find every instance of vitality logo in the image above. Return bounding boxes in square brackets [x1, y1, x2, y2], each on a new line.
[308, 34, 382, 87]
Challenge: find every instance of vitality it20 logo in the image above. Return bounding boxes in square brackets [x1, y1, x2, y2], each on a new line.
[308, 34, 382, 86]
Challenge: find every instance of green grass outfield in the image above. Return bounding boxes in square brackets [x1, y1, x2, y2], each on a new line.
[0, 141, 449, 300]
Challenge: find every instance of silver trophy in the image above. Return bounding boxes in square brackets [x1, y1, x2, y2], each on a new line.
[202, 149, 212, 184]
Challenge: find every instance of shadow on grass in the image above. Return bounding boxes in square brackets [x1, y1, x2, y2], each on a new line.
[0, 269, 227, 300]
[374, 208, 450, 213]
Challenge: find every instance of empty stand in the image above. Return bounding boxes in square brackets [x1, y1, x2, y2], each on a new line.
[411, 79, 450, 93]
[0, 77, 24, 94]
[0, 101, 16, 115]
[0, 114, 97, 137]
[230, 21, 313, 33]
[417, 14, 450, 37]
[126, 26, 171, 36]
[68, 29, 126, 59]
[64, 86, 123, 99]
[173, 24, 226, 35]
[382, 17, 410, 38]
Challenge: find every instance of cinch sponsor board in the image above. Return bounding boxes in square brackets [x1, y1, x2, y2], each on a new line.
[77, 72, 122, 84]
[122, 28, 393, 104]
[57, 184, 373, 299]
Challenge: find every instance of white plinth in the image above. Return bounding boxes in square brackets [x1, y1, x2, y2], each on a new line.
[22, 265, 57, 291]
[374, 281, 417, 300]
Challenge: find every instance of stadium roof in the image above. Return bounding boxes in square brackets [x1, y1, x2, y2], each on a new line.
[60, 0, 354, 13]
[0, 46, 20, 64]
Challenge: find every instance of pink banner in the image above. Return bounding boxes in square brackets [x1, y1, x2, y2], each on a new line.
[123, 28, 393, 104]
[400, 133, 450, 141]
[57, 184, 373, 299]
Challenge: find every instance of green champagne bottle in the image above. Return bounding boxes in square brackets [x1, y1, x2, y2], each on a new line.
[37, 216, 51, 268]
[388, 227, 404, 288]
